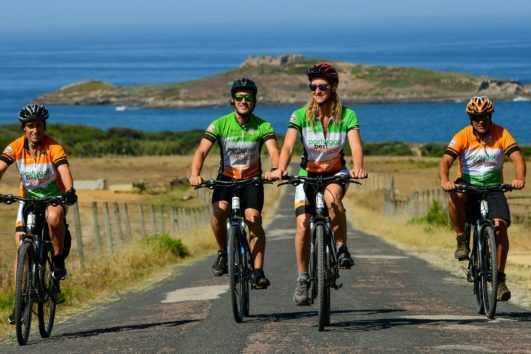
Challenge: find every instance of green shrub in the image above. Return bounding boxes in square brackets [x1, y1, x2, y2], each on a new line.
[363, 142, 413, 156]
[144, 234, 189, 258]
[421, 143, 446, 157]
[410, 201, 452, 229]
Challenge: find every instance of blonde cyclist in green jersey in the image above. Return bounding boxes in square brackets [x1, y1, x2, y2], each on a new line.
[189, 78, 279, 288]
[270, 64, 367, 305]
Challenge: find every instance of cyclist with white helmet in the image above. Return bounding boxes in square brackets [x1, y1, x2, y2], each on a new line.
[439, 96, 526, 301]
[0, 104, 77, 324]
[270, 63, 367, 305]
[189, 78, 279, 289]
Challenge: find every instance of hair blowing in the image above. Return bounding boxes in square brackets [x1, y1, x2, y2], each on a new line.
[304, 85, 343, 125]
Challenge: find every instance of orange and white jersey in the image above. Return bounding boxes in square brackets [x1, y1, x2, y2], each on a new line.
[1, 135, 68, 198]
[444, 124, 519, 186]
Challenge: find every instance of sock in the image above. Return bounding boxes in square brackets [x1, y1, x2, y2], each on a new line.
[298, 272, 309, 281]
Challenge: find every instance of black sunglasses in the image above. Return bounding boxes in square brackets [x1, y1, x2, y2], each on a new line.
[309, 83, 329, 91]
[470, 114, 492, 122]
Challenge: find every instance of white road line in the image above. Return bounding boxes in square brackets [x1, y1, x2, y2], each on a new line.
[161, 285, 229, 303]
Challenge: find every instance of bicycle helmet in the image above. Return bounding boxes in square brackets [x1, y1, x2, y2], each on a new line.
[466, 96, 494, 115]
[18, 104, 49, 124]
[230, 78, 258, 96]
[307, 63, 339, 85]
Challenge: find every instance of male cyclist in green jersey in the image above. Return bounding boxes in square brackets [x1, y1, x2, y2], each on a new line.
[189, 78, 279, 288]
[439, 96, 526, 301]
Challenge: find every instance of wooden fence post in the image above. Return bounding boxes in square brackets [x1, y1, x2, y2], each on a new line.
[124, 203, 133, 240]
[150, 204, 157, 235]
[113, 202, 124, 241]
[159, 205, 165, 234]
[171, 207, 177, 234]
[72, 203, 85, 270]
[103, 202, 114, 253]
[91, 201, 102, 253]
[139, 204, 146, 236]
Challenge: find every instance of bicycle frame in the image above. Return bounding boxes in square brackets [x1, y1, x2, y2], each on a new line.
[227, 190, 255, 275]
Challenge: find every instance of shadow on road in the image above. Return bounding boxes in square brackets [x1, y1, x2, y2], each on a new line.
[54, 319, 199, 339]
[247, 308, 405, 323]
[496, 312, 531, 322]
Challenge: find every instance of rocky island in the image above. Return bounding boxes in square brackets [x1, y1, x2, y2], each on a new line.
[36, 54, 531, 108]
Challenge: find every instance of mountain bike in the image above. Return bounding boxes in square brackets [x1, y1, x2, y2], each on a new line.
[0, 194, 70, 345]
[278, 174, 361, 331]
[454, 183, 512, 319]
[196, 177, 269, 323]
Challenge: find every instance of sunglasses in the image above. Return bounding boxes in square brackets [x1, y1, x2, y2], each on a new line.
[309, 83, 329, 91]
[234, 94, 254, 102]
[470, 114, 491, 122]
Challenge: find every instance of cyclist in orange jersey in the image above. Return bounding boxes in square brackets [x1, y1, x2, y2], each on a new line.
[439, 96, 526, 301]
[0, 104, 77, 324]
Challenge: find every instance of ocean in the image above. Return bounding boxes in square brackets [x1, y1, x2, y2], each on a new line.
[0, 28, 530, 143]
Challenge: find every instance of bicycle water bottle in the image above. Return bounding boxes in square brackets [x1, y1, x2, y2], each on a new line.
[27, 212, 36, 231]
[480, 200, 488, 218]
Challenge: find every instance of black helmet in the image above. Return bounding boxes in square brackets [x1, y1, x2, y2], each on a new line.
[231, 78, 258, 96]
[18, 104, 49, 124]
[307, 63, 339, 85]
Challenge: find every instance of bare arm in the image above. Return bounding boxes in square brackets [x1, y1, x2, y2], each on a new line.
[0, 160, 8, 182]
[189, 138, 214, 186]
[270, 128, 298, 180]
[438, 153, 456, 190]
[347, 129, 367, 178]
[263, 138, 280, 180]
[57, 163, 74, 191]
[509, 150, 526, 189]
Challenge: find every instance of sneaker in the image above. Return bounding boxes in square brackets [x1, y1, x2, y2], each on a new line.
[212, 250, 228, 276]
[7, 309, 16, 325]
[337, 244, 354, 269]
[293, 278, 310, 306]
[497, 272, 511, 302]
[252, 269, 270, 289]
[454, 235, 470, 261]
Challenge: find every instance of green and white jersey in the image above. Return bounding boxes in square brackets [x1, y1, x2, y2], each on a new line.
[203, 112, 276, 179]
[288, 106, 359, 173]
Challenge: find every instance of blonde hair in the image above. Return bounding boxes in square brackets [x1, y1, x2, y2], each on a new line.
[305, 85, 343, 125]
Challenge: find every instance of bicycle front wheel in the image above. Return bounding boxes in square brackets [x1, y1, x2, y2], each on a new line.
[15, 242, 34, 346]
[480, 225, 498, 319]
[316, 224, 329, 331]
[38, 244, 56, 338]
[228, 225, 246, 323]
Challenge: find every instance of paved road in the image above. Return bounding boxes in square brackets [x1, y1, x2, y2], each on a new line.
[1, 190, 530, 352]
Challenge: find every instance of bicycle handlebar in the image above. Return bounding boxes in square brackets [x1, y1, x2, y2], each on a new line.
[277, 174, 362, 187]
[194, 176, 272, 190]
[0, 194, 71, 207]
[453, 183, 513, 193]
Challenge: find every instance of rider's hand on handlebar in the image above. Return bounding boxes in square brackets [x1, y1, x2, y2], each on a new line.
[441, 181, 456, 191]
[63, 188, 78, 204]
[349, 168, 367, 179]
[189, 176, 204, 187]
[511, 178, 525, 190]
[268, 169, 286, 181]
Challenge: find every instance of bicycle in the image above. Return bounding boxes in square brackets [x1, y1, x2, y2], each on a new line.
[453, 183, 512, 319]
[196, 177, 269, 323]
[278, 174, 361, 331]
[0, 194, 70, 345]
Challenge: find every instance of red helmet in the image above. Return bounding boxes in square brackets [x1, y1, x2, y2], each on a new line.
[307, 63, 339, 85]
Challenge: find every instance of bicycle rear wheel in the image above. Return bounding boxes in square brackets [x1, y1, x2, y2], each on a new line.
[228, 225, 245, 323]
[316, 224, 329, 331]
[15, 242, 34, 346]
[480, 225, 498, 319]
[242, 242, 250, 317]
[38, 244, 56, 338]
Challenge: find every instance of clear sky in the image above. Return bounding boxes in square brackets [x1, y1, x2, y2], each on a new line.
[1, 0, 530, 37]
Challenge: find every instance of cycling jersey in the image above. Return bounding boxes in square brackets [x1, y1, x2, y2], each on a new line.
[1, 135, 68, 198]
[288, 107, 359, 173]
[203, 112, 276, 179]
[445, 123, 519, 187]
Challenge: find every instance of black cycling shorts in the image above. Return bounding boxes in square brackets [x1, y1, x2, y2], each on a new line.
[461, 184, 511, 226]
[211, 174, 264, 212]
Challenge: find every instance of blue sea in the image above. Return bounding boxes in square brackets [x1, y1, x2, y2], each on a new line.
[0, 28, 530, 143]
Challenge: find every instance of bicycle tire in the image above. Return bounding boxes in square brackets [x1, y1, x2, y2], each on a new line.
[324, 235, 332, 326]
[308, 231, 317, 303]
[480, 225, 498, 319]
[469, 225, 484, 314]
[242, 240, 250, 317]
[15, 242, 34, 346]
[228, 224, 245, 323]
[316, 224, 328, 331]
[38, 244, 56, 338]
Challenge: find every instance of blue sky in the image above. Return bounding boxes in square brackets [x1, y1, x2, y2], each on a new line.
[1, 0, 531, 36]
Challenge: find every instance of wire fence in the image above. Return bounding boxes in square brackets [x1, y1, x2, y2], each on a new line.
[0, 187, 213, 289]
